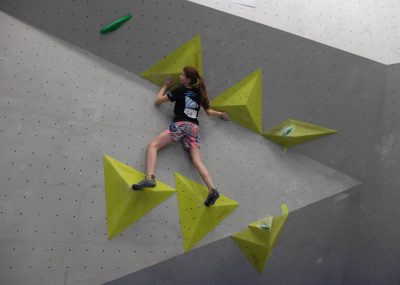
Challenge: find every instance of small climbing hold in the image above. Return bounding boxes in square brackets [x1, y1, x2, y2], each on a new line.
[258, 222, 271, 230]
[282, 126, 293, 136]
[257, 216, 272, 230]
[100, 13, 132, 35]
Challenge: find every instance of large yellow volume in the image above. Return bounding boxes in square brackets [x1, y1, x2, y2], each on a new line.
[232, 203, 289, 273]
[140, 34, 203, 89]
[103, 155, 176, 240]
[210, 68, 262, 134]
[174, 172, 239, 252]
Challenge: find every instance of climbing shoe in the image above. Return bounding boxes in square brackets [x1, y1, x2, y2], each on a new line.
[204, 188, 220, 207]
[132, 174, 156, 190]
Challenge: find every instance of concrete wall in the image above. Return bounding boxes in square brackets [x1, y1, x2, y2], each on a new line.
[0, 0, 398, 284]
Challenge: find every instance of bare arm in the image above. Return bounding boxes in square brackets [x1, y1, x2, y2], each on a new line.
[205, 108, 229, 120]
[154, 75, 174, 105]
[154, 85, 169, 105]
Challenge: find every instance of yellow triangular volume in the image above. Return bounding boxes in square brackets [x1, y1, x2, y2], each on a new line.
[270, 203, 289, 246]
[103, 155, 176, 240]
[262, 118, 337, 149]
[232, 235, 270, 272]
[140, 34, 203, 89]
[210, 68, 262, 134]
[232, 203, 289, 273]
[174, 172, 239, 252]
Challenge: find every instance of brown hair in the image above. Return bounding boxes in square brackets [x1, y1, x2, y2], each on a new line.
[183, 66, 210, 110]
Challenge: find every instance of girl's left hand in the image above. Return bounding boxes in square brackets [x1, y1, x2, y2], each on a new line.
[163, 75, 174, 87]
[219, 112, 230, 121]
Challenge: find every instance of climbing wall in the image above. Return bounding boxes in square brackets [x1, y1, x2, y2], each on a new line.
[0, 0, 398, 284]
[0, 0, 386, 182]
[0, 11, 359, 283]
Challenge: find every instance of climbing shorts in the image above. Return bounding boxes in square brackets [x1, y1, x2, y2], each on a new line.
[166, 121, 200, 150]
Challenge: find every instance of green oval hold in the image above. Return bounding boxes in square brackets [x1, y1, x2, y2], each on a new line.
[100, 13, 132, 34]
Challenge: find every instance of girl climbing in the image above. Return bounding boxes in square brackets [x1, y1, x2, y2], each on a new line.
[132, 66, 229, 206]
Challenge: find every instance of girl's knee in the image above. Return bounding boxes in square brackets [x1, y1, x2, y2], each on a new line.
[192, 157, 202, 168]
[148, 141, 158, 149]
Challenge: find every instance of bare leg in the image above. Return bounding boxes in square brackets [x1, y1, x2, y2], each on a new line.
[189, 146, 216, 193]
[146, 129, 173, 179]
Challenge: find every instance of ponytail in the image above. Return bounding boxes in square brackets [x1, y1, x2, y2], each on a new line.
[183, 66, 210, 110]
[198, 76, 210, 110]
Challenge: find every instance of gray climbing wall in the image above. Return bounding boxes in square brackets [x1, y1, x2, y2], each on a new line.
[0, 0, 385, 181]
[0, 0, 399, 285]
[0, 9, 359, 284]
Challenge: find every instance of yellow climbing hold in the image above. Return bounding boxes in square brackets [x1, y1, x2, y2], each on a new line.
[103, 155, 175, 240]
[232, 203, 289, 273]
[210, 68, 262, 134]
[174, 172, 239, 252]
[140, 34, 203, 89]
[262, 119, 337, 149]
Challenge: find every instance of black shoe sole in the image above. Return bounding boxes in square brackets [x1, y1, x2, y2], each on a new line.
[132, 185, 144, 191]
[204, 192, 220, 207]
[132, 184, 156, 191]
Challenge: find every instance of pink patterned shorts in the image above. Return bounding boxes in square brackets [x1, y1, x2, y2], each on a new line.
[165, 121, 200, 149]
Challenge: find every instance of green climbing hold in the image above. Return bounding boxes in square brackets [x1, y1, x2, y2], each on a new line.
[100, 13, 132, 34]
[282, 126, 293, 136]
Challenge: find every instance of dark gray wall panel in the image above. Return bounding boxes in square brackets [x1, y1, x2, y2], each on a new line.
[340, 64, 400, 285]
[367, 64, 400, 174]
[341, 173, 400, 285]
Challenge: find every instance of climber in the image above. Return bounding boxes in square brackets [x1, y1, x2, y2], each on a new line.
[132, 66, 229, 206]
